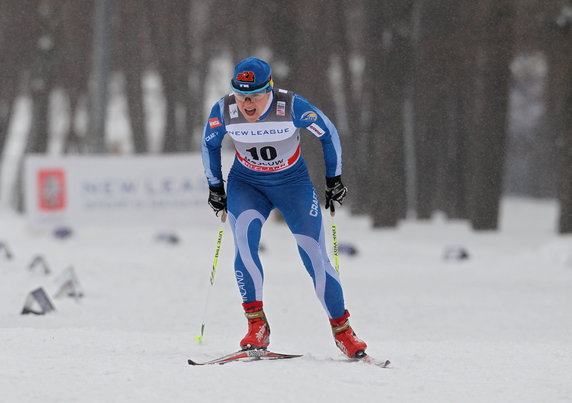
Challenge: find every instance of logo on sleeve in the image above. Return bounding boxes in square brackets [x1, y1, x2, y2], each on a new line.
[301, 111, 318, 122]
[205, 132, 217, 142]
[209, 117, 222, 128]
[307, 123, 325, 137]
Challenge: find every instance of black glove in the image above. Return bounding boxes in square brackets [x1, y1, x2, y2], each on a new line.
[325, 175, 347, 210]
[208, 185, 227, 216]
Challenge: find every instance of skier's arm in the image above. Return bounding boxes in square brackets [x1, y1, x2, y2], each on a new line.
[291, 94, 342, 178]
[202, 99, 227, 187]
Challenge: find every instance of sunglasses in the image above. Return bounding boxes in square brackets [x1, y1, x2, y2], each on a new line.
[233, 91, 268, 102]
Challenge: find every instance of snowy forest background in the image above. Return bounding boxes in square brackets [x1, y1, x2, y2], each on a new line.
[0, 0, 572, 232]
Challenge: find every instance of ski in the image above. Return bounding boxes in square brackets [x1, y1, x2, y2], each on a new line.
[352, 353, 391, 368]
[188, 349, 303, 366]
[187, 349, 389, 368]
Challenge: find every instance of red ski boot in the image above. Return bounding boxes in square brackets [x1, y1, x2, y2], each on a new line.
[240, 301, 270, 350]
[330, 310, 367, 358]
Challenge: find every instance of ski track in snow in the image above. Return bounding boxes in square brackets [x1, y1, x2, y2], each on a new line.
[1, 198, 572, 403]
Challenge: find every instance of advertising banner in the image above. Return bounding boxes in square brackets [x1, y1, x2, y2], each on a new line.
[25, 153, 232, 228]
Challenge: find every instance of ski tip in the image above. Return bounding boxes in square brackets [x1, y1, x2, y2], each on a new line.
[356, 354, 391, 368]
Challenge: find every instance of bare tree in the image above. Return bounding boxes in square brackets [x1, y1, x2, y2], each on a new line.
[505, 0, 561, 198]
[144, 0, 190, 153]
[87, 0, 113, 153]
[0, 1, 37, 160]
[187, 0, 235, 149]
[117, 0, 147, 153]
[27, 0, 62, 155]
[366, 0, 412, 227]
[411, 0, 464, 220]
[331, 0, 365, 214]
[437, 2, 471, 220]
[465, 0, 516, 230]
[560, 72, 572, 233]
[555, 1, 572, 233]
[58, 0, 93, 154]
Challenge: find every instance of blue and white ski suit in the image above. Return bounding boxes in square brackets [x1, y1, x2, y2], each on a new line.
[202, 89, 345, 319]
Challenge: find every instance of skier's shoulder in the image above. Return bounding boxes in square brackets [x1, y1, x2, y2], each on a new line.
[208, 96, 227, 118]
[288, 92, 323, 127]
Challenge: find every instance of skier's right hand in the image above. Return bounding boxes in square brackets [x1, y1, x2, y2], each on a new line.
[208, 185, 227, 217]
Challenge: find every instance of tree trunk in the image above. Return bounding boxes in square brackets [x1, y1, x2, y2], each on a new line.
[118, 0, 147, 153]
[539, 2, 572, 198]
[441, 90, 469, 219]
[28, 2, 61, 154]
[353, 1, 381, 216]
[173, 0, 191, 151]
[0, 76, 17, 158]
[0, 0, 38, 156]
[411, 0, 452, 219]
[369, 0, 412, 227]
[59, 0, 93, 154]
[333, 0, 362, 213]
[557, 6, 572, 233]
[144, 0, 188, 153]
[559, 78, 572, 233]
[87, 0, 113, 153]
[466, 0, 515, 230]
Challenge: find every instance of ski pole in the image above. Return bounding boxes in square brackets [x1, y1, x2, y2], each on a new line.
[329, 204, 340, 275]
[195, 211, 227, 344]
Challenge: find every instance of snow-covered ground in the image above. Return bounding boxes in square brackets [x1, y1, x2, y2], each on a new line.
[1, 198, 571, 403]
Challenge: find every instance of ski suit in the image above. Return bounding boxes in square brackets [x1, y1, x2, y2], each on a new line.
[202, 89, 345, 319]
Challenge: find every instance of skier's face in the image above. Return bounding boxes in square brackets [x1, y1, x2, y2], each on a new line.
[234, 91, 271, 122]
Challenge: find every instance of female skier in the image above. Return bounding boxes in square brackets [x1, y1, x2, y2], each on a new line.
[202, 57, 367, 358]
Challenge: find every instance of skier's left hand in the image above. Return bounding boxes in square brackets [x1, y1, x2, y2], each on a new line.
[325, 176, 347, 210]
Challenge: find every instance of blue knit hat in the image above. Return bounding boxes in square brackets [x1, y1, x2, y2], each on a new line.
[231, 57, 273, 94]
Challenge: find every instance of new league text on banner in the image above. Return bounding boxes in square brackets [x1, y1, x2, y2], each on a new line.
[25, 153, 232, 228]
